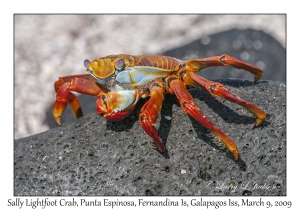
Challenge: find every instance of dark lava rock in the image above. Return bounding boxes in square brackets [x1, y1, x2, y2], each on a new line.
[15, 79, 286, 196]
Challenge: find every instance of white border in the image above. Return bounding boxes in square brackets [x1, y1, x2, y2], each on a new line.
[3, 0, 298, 209]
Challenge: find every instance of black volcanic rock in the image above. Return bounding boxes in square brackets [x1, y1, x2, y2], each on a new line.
[15, 79, 286, 196]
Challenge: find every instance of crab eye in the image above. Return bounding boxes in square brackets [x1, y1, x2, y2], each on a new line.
[117, 59, 125, 69]
[84, 59, 90, 69]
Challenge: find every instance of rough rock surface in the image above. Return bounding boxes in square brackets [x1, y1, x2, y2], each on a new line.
[14, 79, 286, 196]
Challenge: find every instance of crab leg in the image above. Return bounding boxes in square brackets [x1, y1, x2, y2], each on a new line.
[53, 74, 104, 125]
[139, 82, 165, 152]
[184, 72, 266, 128]
[186, 54, 263, 84]
[168, 79, 240, 161]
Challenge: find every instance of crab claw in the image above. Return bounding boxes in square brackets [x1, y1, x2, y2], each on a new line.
[96, 99, 134, 122]
[96, 91, 139, 122]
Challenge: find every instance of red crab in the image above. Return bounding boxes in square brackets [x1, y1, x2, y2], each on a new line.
[53, 54, 266, 161]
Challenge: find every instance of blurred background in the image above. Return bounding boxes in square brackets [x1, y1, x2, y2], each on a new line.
[14, 14, 286, 139]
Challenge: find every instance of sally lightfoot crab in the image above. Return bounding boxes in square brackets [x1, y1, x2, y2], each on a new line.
[52, 54, 266, 161]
